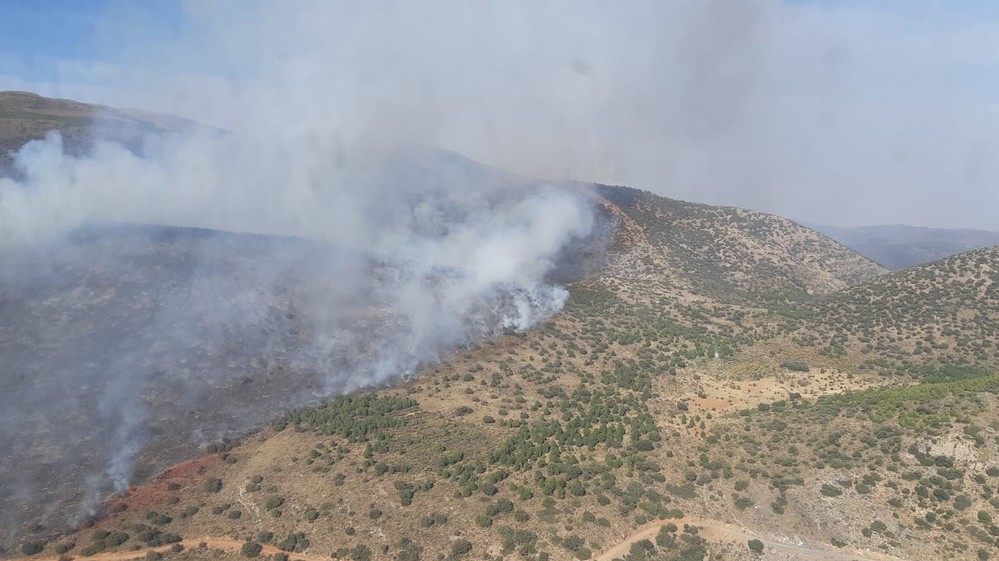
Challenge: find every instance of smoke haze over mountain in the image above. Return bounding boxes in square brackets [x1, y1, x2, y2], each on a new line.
[2, 0, 997, 230]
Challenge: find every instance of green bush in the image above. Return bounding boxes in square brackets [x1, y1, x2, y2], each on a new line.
[450, 540, 473, 557]
[20, 542, 45, 556]
[275, 532, 310, 553]
[241, 542, 263, 558]
[350, 545, 371, 561]
[780, 361, 810, 372]
[820, 484, 843, 497]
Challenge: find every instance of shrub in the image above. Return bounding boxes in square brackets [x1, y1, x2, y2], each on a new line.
[346, 545, 370, 561]
[21, 542, 45, 556]
[275, 532, 310, 553]
[450, 540, 473, 557]
[204, 478, 223, 493]
[820, 484, 843, 497]
[241, 542, 263, 558]
[780, 361, 810, 372]
[955, 495, 973, 511]
[748, 539, 764, 554]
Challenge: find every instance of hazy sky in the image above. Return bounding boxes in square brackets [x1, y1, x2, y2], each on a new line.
[1, 0, 997, 230]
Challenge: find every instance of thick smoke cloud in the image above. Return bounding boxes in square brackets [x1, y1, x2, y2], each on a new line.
[0, 119, 598, 544]
[0, 2, 612, 546]
[6, 0, 997, 229]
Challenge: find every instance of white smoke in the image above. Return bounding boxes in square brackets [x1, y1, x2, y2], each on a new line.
[0, 5, 603, 537]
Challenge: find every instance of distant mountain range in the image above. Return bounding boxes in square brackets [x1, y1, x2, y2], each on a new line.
[808, 222, 999, 271]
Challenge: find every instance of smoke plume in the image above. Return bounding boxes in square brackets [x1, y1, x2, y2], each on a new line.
[0, 3, 610, 546]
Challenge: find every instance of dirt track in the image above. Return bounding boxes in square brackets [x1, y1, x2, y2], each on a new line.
[21, 537, 331, 561]
[16, 518, 913, 561]
[594, 518, 912, 561]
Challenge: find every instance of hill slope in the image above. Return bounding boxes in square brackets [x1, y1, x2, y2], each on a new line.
[0, 91, 203, 173]
[785, 245, 999, 366]
[597, 185, 885, 299]
[9, 93, 997, 561]
[20, 239, 995, 561]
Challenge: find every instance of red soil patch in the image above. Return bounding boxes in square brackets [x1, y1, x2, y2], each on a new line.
[158, 453, 222, 483]
[95, 453, 222, 527]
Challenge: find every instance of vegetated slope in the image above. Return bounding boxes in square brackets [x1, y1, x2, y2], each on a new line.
[812, 223, 999, 270]
[11, 159, 994, 560]
[785, 245, 999, 366]
[596, 185, 886, 300]
[25, 235, 998, 561]
[0, 91, 201, 172]
[9, 94, 991, 561]
[0, 214, 609, 551]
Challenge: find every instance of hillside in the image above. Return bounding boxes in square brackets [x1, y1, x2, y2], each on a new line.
[596, 186, 885, 300]
[811, 223, 999, 270]
[0, 91, 202, 173]
[14, 239, 994, 561]
[4, 93, 996, 561]
[784, 245, 999, 366]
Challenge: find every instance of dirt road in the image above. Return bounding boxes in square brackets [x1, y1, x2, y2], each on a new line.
[22, 537, 331, 561]
[17, 519, 911, 561]
[595, 518, 912, 561]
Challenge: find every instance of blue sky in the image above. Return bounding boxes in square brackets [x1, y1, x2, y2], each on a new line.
[0, 0, 182, 84]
